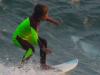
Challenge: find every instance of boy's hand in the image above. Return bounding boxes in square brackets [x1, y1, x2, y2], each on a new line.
[43, 48, 52, 54]
[56, 19, 63, 25]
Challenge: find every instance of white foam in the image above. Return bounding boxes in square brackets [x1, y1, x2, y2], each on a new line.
[0, 63, 62, 75]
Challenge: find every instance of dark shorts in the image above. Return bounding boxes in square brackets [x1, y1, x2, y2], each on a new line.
[16, 35, 47, 64]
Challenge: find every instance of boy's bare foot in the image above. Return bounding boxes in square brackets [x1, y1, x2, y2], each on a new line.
[18, 61, 24, 68]
[20, 60, 25, 65]
[40, 64, 52, 70]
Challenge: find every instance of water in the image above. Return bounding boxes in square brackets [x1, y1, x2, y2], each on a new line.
[0, 0, 100, 75]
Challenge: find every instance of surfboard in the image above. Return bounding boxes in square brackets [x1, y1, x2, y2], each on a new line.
[35, 59, 78, 75]
[53, 59, 78, 73]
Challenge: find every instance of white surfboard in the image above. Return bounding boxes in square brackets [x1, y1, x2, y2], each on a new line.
[53, 59, 78, 73]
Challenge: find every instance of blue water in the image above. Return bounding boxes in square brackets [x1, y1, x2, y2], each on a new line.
[0, 0, 100, 75]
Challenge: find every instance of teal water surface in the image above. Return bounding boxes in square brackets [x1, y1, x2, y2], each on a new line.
[0, 0, 100, 75]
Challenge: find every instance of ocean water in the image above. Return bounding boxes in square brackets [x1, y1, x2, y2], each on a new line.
[0, 0, 100, 75]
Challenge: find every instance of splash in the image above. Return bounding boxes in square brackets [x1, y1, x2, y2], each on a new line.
[0, 62, 62, 75]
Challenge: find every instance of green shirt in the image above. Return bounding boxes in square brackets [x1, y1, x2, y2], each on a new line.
[12, 17, 39, 47]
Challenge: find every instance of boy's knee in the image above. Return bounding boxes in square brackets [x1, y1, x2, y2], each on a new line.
[28, 45, 35, 53]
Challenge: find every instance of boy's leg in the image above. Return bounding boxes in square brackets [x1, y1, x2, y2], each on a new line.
[16, 35, 35, 63]
[21, 48, 33, 64]
[38, 37, 47, 65]
[38, 37, 52, 69]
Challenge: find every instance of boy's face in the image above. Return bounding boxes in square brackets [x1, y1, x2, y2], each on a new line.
[41, 12, 48, 20]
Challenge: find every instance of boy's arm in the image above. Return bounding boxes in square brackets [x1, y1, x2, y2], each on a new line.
[46, 16, 61, 26]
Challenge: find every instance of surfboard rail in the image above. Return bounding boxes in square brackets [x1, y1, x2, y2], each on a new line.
[53, 59, 78, 73]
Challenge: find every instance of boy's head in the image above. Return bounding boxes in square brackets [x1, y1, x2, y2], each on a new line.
[32, 4, 48, 20]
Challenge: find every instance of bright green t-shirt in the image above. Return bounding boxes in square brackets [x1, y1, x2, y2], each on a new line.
[12, 17, 39, 47]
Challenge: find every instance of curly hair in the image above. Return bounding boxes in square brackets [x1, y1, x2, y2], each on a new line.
[30, 4, 48, 21]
